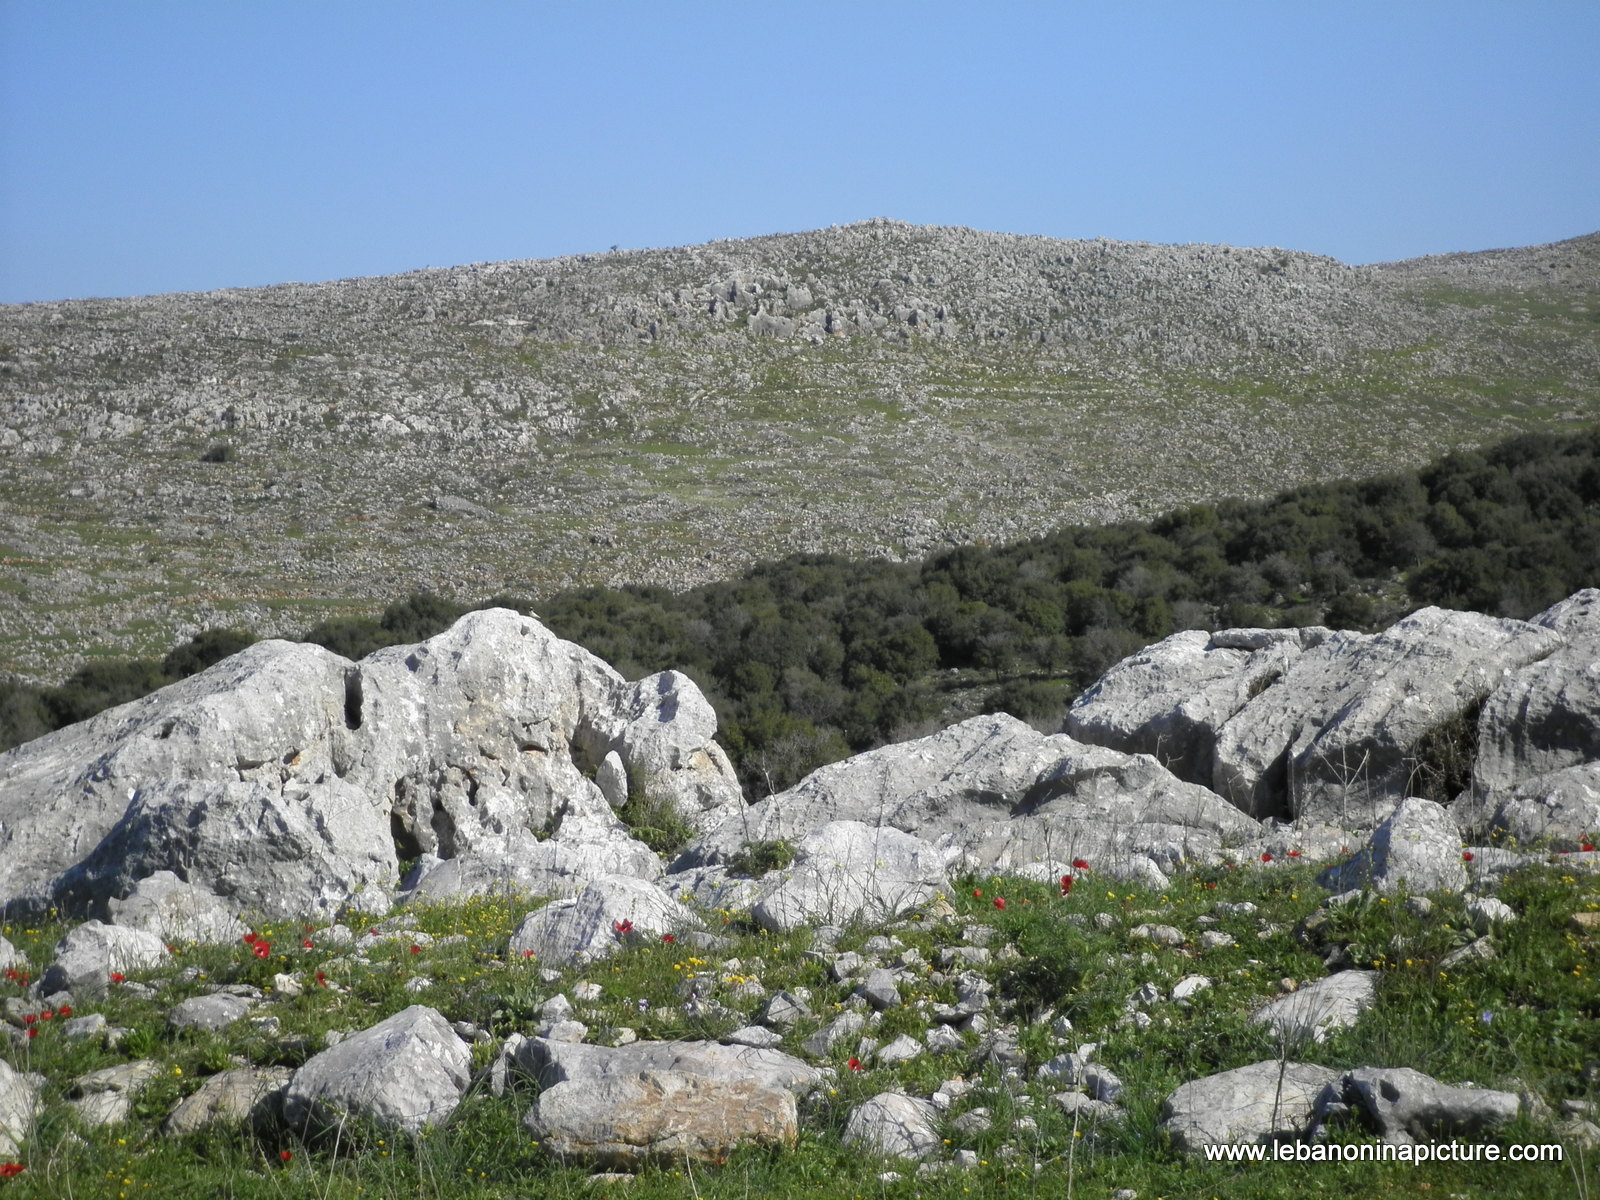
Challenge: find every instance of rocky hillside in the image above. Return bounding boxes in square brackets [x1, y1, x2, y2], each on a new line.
[0, 597, 1596, 1194]
[1, 221, 1597, 684]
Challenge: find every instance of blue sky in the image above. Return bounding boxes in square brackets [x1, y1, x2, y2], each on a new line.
[2, 2, 1596, 303]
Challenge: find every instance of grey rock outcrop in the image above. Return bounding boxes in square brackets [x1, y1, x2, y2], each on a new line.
[281, 1005, 471, 1135]
[1466, 590, 1600, 814]
[842, 1092, 942, 1161]
[1068, 627, 1325, 787]
[67, 1060, 162, 1126]
[1317, 798, 1468, 895]
[1469, 761, 1600, 852]
[1162, 1060, 1343, 1152]
[1212, 609, 1559, 825]
[0, 608, 740, 919]
[507, 875, 702, 968]
[1331, 1066, 1522, 1144]
[525, 1070, 797, 1167]
[168, 993, 253, 1033]
[681, 714, 1256, 884]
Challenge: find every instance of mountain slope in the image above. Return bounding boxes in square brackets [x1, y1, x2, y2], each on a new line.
[1, 220, 1597, 683]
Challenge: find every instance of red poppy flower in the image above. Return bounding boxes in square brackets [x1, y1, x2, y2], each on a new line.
[1072, 858, 1090, 870]
[661, 933, 676, 944]
[612, 919, 634, 936]
[243, 932, 259, 945]
[409, 945, 421, 955]
[847, 1057, 863, 1071]
[0, 1162, 24, 1176]
[302, 938, 314, 949]
[38, 1009, 52, 1021]
[369, 928, 379, 937]
[993, 897, 1006, 910]
[1060, 875, 1074, 895]
[315, 971, 328, 986]
[109, 972, 125, 984]
[21, 1015, 35, 1026]
[25, 1029, 36, 1041]
[279, 1150, 293, 1163]
[1205, 882, 1217, 889]
[1288, 849, 1302, 858]
[521, 949, 534, 959]
[1462, 851, 1475, 862]
[57, 1005, 71, 1018]
[253, 941, 271, 959]
[1261, 852, 1273, 863]
[972, 889, 982, 898]
[1582, 841, 1596, 852]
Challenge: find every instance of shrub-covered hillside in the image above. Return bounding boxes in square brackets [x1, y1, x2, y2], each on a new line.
[5, 428, 1600, 791]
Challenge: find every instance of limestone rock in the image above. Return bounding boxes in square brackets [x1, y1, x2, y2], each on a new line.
[1469, 590, 1600, 805]
[1068, 627, 1324, 786]
[107, 872, 247, 945]
[1249, 970, 1378, 1044]
[67, 1060, 162, 1127]
[1470, 761, 1600, 851]
[842, 1091, 942, 1160]
[508, 875, 702, 968]
[525, 1069, 797, 1167]
[1212, 609, 1559, 825]
[1336, 1066, 1521, 1144]
[1317, 798, 1468, 895]
[0, 936, 20, 972]
[683, 715, 1255, 882]
[514, 1036, 822, 1096]
[168, 993, 253, 1033]
[42, 920, 167, 997]
[163, 1066, 292, 1137]
[0, 1058, 37, 1157]
[750, 821, 948, 933]
[282, 1005, 471, 1135]
[1162, 1060, 1343, 1152]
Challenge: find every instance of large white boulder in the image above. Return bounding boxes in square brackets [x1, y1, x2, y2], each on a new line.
[508, 875, 702, 968]
[1317, 797, 1468, 895]
[751, 821, 949, 933]
[1162, 1060, 1343, 1152]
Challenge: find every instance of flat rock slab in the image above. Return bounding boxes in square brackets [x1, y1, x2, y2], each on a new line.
[525, 1069, 797, 1167]
[1162, 1060, 1343, 1152]
[163, 1066, 292, 1137]
[109, 871, 247, 946]
[168, 993, 253, 1032]
[282, 1005, 470, 1135]
[515, 1036, 822, 1097]
[843, 1092, 942, 1161]
[1250, 970, 1379, 1044]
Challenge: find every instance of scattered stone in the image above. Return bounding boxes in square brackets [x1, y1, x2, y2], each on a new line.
[42, 921, 167, 997]
[724, 1026, 784, 1050]
[67, 1060, 162, 1127]
[876, 1034, 924, 1066]
[1249, 970, 1378, 1045]
[168, 993, 253, 1032]
[1170, 975, 1213, 1002]
[0, 1059, 37, 1157]
[1129, 924, 1184, 946]
[858, 969, 902, 1010]
[282, 1005, 471, 1135]
[526, 1070, 797, 1168]
[509, 875, 702, 968]
[1439, 937, 1497, 970]
[842, 1092, 942, 1161]
[163, 1066, 292, 1137]
[758, 990, 813, 1029]
[1466, 897, 1516, 932]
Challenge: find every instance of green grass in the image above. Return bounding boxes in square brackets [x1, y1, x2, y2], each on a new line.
[2, 858, 1595, 1197]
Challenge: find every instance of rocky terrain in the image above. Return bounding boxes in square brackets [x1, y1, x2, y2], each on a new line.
[1, 220, 1597, 684]
[0, 594, 1596, 1192]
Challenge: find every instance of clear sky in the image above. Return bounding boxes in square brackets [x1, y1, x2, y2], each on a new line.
[2, 1, 1596, 303]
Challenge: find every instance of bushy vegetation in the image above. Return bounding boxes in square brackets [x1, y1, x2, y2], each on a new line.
[2, 859, 1592, 1197]
[6, 429, 1600, 796]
